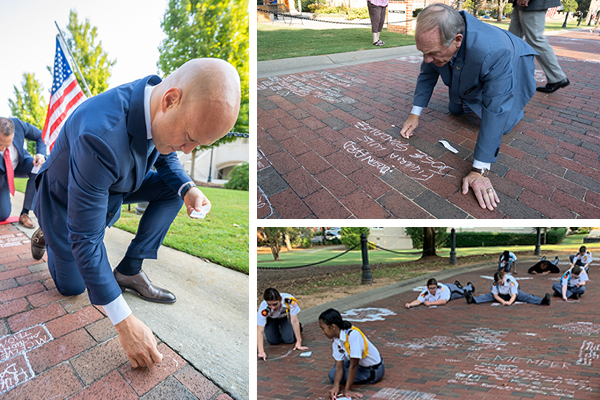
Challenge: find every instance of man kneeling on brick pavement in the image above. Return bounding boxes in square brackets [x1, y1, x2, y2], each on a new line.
[400, 4, 537, 211]
[30, 58, 241, 369]
[0, 117, 46, 229]
[553, 266, 588, 301]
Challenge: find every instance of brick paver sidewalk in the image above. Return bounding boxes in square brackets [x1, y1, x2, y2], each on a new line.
[258, 262, 600, 399]
[0, 223, 232, 400]
[257, 30, 600, 218]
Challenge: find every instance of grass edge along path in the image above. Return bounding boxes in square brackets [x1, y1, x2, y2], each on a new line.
[257, 233, 597, 269]
[257, 18, 581, 61]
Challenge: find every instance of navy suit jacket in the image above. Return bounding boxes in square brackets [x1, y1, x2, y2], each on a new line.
[414, 12, 537, 163]
[1, 118, 46, 175]
[34, 75, 191, 305]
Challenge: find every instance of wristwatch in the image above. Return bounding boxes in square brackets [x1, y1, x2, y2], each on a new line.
[180, 182, 197, 199]
[471, 167, 490, 177]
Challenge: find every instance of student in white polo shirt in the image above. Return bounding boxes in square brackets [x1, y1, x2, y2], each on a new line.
[405, 278, 475, 308]
[318, 308, 384, 400]
[553, 266, 589, 301]
[257, 288, 307, 360]
[569, 246, 592, 274]
[465, 271, 550, 306]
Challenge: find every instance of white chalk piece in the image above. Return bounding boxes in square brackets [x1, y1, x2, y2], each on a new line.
[336, 397, 352, 400]
[31, 164, 41, 174]
[439, 140, 459, 153]
[300, 351, 312, 357]
[429, 306, 437, 308]
[190, 204, 211, 219]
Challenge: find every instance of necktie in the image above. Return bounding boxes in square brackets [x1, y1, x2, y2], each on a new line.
[4, 149, 14, 196]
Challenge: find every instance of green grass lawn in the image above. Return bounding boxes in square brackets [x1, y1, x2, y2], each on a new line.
[257, 23, 415, 61]
[116, 187, 249, 274]
[15, 178, 248, 274]
[258, 233, 598, 269]
[482, 18, 582, 31]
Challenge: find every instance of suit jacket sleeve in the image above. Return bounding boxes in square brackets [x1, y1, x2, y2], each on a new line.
[154, 152, 193, 193]
[19, 120, 47, 156]
[414, 62, 441, 108]
[13, 119, 47, 156]
[67, 133, 122, 306]
[473, 48, 515, 163]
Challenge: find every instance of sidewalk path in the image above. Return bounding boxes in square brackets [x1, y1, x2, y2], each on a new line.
[257, 258, 600, 399]
[257, 29, 600, 218]
[0, 192, 247, 399]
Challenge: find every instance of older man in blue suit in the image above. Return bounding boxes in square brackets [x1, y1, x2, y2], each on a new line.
[401, 4, 537, 211]
[31, 58, 241, 368]
[0, 118, 46, 228]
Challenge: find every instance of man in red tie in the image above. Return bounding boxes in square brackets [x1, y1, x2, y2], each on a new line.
[0, 118, 46, 228]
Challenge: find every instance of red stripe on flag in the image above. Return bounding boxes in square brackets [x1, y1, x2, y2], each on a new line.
[49, 91, 84, 135]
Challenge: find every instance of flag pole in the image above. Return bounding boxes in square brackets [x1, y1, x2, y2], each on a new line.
[53, 21, 92, 97]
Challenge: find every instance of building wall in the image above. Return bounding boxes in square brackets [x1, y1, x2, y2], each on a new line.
[368, 227, 413, 249]
[179, 139, 249, 184]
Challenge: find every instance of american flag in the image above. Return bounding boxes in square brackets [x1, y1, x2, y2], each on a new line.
[42, 36, 86, 152]
[546, 7, 558, 17]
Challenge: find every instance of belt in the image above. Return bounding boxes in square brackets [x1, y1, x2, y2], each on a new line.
[362, 358, 383, 370]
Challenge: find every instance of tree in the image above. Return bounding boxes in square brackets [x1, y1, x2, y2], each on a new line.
[562, 0, 579, 27]
[62, 10, 116, 96]
[258, 227, 286, 261]
[496, 0, 509, 21]
[158, 0, 249, 178]
[406, 227, 448, 259]
[8, 73, 48, 154]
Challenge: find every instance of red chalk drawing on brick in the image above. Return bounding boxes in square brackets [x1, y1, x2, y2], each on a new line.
[0, 326, 51, 362]
[257, 72, 367, 104]
[0, 355, 33, 394]
[0, 233, 30, 248]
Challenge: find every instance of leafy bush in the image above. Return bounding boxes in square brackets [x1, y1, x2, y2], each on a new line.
[223, 162, 249, 191]
[406, 227, 448, 249]
[302, 0, 324, 12]
[301, 238, 313, 248]
[413, 8, 423, 18]
[444, 228, 567, 247]
[348, 7, 369, 20]
[341, 227, 370, 250]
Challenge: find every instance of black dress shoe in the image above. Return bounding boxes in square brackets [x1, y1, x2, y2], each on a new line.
[466, 281, 475, 294]
[31, 228, 46, 260]
[541, 293, 551, 306]
[536, 78, 570, 93]
[454, 280, 463, 289]
[465, 291, 474, 304]
[114, 270, 176, 303]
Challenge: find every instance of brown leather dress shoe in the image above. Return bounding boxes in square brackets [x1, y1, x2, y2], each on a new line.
[31, 228, 46, 260]
[114, 270, 176, 304]
[19, 213, 36, 229]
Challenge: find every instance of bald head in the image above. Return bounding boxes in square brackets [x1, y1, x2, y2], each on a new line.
[151, 58, 242, 154]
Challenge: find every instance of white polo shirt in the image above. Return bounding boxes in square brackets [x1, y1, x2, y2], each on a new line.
[331, 327, 381, 367]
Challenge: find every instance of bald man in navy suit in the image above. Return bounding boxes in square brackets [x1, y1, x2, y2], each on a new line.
[32, 58, 241, 369]
[0, 118, 46, 228]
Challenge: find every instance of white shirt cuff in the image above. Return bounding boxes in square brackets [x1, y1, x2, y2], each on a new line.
[102, 294, 132, 325]
[411, 106, 423, 116]
[177, 181, 195, 197]
[473, 159, 491, 170]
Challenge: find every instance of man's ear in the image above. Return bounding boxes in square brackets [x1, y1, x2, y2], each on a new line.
[454, 33, 464, 48]
[161, 87, 182, 113]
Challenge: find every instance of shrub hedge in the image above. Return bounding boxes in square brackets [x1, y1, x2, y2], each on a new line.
[443, 228, 567, 247]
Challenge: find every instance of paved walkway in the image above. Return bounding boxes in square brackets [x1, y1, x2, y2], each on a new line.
[257, 257, 600, 399]
[257, 29, 600, 218]
[0, 192, 248, 399]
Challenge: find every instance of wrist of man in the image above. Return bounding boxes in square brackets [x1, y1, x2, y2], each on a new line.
[179, 181, 197, 200]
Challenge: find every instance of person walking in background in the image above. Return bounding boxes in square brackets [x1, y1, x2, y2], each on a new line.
[319, 308, 385, 400]
[509, 0, 570, 93]
[257, 288, 307, 360]
[367, 0, 389, 46]
[0, 117, 45, 229]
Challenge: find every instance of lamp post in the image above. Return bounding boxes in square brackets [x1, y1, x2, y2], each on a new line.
[361, 233, 373, 285]
[450, 228, 457, 265]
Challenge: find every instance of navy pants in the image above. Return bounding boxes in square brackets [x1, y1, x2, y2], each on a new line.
[264, 317, 295, 344]
[473, 290, 543, 305]
[0, 156, 37, 221]
[42, 171, 183, 296]
[552, 282, 585, 299]
[446, 282, 474, 300]
[329, 359, 385, 385]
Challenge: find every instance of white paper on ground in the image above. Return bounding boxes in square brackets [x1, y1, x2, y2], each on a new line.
[300, 351, 312, 357]
[190, 204, 212, 219]
[439, 140, 458, 153]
